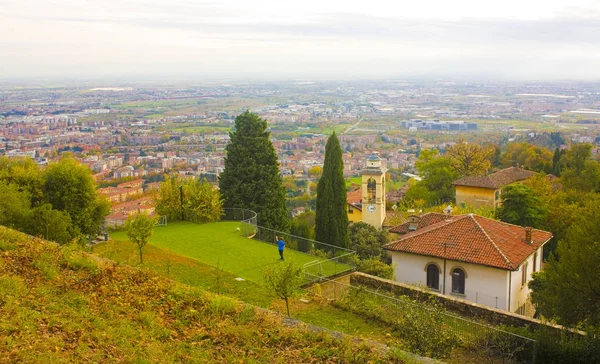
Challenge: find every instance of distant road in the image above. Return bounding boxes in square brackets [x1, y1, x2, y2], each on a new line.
[342, 116, 362, 135]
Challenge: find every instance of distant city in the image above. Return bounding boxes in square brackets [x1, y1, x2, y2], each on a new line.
[2, 80, 599, 188]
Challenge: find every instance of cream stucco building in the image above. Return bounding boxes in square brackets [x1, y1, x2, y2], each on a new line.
[453, 167, 535, 210]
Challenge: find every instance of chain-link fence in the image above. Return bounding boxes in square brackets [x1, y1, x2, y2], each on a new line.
[307, 274, 536, 362]
[220, 208, 356, 281]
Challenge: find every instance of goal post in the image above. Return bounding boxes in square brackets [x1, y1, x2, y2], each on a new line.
[156, 215, 167, 226]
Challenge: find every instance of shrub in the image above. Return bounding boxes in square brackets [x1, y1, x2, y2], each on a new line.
[394, 305, 460, 358]
[472, 325, 534, 363]
[208, 295, 237, 318]
[532, 327, 600, 364]
[353, 257, 394, 280]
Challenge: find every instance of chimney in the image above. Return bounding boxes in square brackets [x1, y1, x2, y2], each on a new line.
[525, 227, 533, 244]
[408, 215, 420, 231]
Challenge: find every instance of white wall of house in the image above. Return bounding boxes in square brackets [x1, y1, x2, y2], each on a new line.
[509, 246, 543, 314]
[390, 251, 510, 310]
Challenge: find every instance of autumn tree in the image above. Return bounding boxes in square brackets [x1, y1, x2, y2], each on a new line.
[24, 204, 75, 245]
[219, 111, 289, 231]
[446, 141, 493, 176]
[290, 211, 315, 252]
[307, 166, 322, 178]
[125, 212, 157, 264]
[501, 142, 553, 173]
[43, 157, 109, 237]
[155, 175, 222, 223]
[560, 143, 600, 192]
[405, 149, 459, 205]
[0, 183, 31, 230]
[264, 261, 303, 317]
[529, 201, 600, 327]
[315, 132, 349, 248]
[495, 184, 547, 228]
[348, 222, 388, 261]
[0, 156, 44, 204]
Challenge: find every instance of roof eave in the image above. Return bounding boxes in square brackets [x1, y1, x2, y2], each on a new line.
[385, 249, 514, 271]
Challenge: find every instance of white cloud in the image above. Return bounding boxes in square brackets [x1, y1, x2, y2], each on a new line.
[1, 0, 600, 80]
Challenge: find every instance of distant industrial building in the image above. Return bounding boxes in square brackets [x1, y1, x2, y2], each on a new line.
[400, 119, 477, 131]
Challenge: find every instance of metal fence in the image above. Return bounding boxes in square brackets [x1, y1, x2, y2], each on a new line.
[306, 274, 536, 362]
[220, 208, 356, 281]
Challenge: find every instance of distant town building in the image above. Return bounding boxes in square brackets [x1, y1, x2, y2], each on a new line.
[452, 167, 535, 210]
[400, 119, 477, 131]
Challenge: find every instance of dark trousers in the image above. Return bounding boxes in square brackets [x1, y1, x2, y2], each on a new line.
[279, 250, 284, 260]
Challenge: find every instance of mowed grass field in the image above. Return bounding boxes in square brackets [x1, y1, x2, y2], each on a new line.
[108, 221, 349, 283]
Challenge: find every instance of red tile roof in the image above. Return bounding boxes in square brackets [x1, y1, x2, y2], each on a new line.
[347, 188, 362, 208]
[384, 214, 552, 270]
[389, 212, 447, 234]
[452, 167, 535, 189]
[383, 211, 406, 227]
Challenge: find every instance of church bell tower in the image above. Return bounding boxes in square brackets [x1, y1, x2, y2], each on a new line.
[361, 152, 387, 229]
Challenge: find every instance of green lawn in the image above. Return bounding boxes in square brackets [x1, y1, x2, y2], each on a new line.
[109, 221, 349, 283]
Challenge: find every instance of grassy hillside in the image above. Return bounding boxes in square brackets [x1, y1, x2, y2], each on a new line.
[0, 226, 406, 363]
[109, 221, 349, 282]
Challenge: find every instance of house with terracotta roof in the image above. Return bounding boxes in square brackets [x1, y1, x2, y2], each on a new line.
[105, 197, 155, 227]
[384, 214, 552, 316]
[346, 188, 363, 223]
[452, 167, 535, 210]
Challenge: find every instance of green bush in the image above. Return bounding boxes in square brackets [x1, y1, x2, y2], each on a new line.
[353, 257, 393, 280]
[471, 325, 534, 363]
[394, 305, 460, 358]
[533, 327, 600, 364]
[335, 286, 459, 359]
[208, 295, 236, 318]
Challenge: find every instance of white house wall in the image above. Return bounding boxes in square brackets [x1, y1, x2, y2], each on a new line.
[509, 246, 543, 313]
[390, 251, 510, 310]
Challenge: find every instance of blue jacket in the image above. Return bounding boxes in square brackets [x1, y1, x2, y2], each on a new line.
[277, 239, 285, 250]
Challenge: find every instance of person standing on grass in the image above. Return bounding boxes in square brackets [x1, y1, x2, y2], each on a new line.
[276, 235, 285, 260]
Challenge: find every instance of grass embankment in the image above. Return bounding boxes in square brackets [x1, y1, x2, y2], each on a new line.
[93, 237, 407, 348]
[109, 221, 348, 283]
[97, 226, 506, 362]
[0, 226, 410, 363]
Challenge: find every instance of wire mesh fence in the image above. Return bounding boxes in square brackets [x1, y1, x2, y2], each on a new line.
[220, 208, 356, 281]
[306, 274, 536, 362]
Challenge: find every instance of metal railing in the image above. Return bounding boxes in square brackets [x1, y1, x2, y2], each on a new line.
[219, 208, 356, 281]
[306, 274, 536, 362]
[251, 225, 356, 280]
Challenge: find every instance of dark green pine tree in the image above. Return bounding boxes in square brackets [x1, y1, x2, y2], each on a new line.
[315, 132, 349, 249]
[552, 147, 562, 177]
[219, 111, 290, 232]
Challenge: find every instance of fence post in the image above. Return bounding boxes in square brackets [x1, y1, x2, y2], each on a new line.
[334, 280, 337, 300]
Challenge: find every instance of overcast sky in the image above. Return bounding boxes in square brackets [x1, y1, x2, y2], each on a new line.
[1, 0, 600, 81]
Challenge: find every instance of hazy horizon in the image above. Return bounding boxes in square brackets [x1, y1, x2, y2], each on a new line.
[2, 0, 600, 81]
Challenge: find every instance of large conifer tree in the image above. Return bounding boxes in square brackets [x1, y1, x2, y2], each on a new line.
[315, 132, 349, 248]
[219, 111, 289, 231]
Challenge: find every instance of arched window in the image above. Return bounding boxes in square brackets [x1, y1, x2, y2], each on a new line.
[367, 178, 376, 203]
[426, 264, 439, 290]
[452, 268, 465, 294]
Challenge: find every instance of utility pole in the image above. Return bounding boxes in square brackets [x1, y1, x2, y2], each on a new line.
[179, 185, 184, 221]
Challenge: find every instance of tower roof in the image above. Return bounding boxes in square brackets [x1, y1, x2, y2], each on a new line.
[367, 152, 381, 161]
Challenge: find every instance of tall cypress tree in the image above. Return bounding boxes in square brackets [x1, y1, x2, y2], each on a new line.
[219, 111, 289, 231]
[552, 147, 562, 177]
[315, 132, 349, 248]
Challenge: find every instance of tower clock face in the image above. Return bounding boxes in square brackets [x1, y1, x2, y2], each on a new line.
[368, 204, 376, 213]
